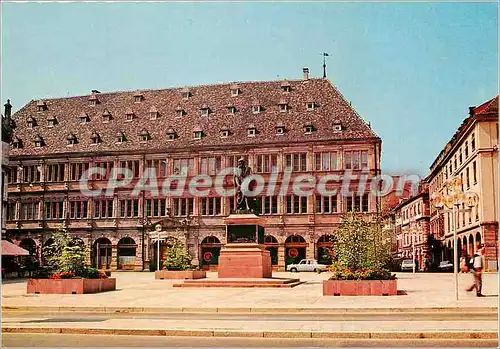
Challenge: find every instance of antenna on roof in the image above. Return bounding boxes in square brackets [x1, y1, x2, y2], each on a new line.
[321, 52, 330, 78]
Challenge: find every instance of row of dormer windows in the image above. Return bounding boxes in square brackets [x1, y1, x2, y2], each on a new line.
[70, 84, 300, 106]
[30, 102, 318, 128]
[11, 123, 344, 149]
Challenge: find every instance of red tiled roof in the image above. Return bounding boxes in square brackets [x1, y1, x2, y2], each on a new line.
[9, 78, 378, 157]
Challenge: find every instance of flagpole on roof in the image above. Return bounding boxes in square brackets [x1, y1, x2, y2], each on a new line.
[321, 52, 330, 79]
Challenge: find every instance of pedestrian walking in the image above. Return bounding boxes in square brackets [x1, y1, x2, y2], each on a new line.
[466, 245, 484, 297]
[460, 252, 469, 273]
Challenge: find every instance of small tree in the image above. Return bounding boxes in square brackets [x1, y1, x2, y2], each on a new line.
[43, 226, 87, 273]
[333, 213, 392, 270]
[163, 239, 192, 270]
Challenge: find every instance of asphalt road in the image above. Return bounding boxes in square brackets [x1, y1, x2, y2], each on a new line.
[2, 333, 498, 348]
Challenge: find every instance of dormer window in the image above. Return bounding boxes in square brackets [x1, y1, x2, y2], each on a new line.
[166, 128, 177, 141]
[252, 105, 262, 114]
[125, 108, 135, 121]
[276, 125, 285, 135]
[230, 85, 240, 97]
[11, 137, 22, 149]
[89, 94, 99, 106]
[34, 135, 44, 148]
[200, 105, 210, 117]
[47, 116, 57, 127]
[281, 82, 291, 93]
[181, 88, 191, 100]
[36, 101, 47, 112]
[333, 122, 343, 132]
[116, 132, 126, 143]
[247, 124, 257, 137]
[139, 130, 150, 142]
[102, 109, 112, 123]
[27, 117, 36, 129]
[304, 124, 315, 134]
[79, 112, 90, 124]
[149, 106, 159, 120]
[66, 133, 77, 146]
[193, 127, 203, 140]
[220, 127, 230, 138]
[279, 102, 289, 112]
[90, 132, 101, 145]
[175, 107, 185, 117]
[306, 102, 316, 111]
[227, 105, 236, 114]
[134, 93, 144, 103]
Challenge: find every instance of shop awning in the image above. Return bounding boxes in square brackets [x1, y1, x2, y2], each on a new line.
[1, 240, 30, 256]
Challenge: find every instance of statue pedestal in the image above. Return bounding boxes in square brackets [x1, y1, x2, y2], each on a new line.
[218, 243, 272, 278]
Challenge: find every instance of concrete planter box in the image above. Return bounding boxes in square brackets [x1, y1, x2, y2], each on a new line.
[155, 270, 206, 280]
[323, 279, 397, 296]
[27, 278, 116, 294]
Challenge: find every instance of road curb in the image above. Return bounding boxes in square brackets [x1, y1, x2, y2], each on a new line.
[2, 327, 497, 339]
[2, 305, 498, 315]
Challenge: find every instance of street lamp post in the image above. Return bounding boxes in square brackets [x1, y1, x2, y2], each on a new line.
[156, 231, 165, 272]
[432, 178, 479, 301]
[412, 231, 416, 274]
[452, 203, 459, 301]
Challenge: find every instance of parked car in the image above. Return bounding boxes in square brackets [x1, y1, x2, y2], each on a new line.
[286, 259, 328, 272]
[400, 259, 416, 272]
[437, 260, 453, 272]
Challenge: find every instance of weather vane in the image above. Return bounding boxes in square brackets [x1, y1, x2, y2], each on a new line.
[321, 52, 330, 78]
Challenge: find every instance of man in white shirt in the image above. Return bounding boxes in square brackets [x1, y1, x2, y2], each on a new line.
[466, 245, 484, 297]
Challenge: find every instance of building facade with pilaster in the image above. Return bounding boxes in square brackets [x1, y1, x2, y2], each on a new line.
[426, 96, 498, 271]
[5, 69, 381, 271]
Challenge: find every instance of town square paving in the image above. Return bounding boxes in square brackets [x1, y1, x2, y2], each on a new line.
[2, 271, 498, 310]
[2, 272, 498, 345]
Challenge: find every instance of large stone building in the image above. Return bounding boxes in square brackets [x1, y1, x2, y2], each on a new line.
[5, 69, 382, 271]
[426, 96, 498, 271]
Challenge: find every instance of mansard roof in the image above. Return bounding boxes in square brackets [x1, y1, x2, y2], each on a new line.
[9, 78, 378, 156]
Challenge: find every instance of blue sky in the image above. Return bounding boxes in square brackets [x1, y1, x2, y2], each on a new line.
[1, 2, 498, 175]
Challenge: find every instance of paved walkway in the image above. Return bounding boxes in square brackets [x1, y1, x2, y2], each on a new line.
[2, 272, 498, 310]
[2, 316, 498, 335]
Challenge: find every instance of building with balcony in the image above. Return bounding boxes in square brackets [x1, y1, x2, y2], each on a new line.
[426, 96, 498, 271]
[5, 68, 382, 271]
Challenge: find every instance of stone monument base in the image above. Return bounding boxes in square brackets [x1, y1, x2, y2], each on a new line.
[218, 243, 272, 279]
[173, 277, 302, 288]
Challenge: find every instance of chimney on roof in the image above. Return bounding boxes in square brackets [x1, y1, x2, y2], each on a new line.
[303, 67, 309, 80]
[91, 90, 101, 94]
[4, 99, 12, 119]
[468, 106, 475, 117]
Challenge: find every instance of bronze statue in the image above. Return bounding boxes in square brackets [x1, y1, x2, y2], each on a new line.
[234, 158, 254, 213]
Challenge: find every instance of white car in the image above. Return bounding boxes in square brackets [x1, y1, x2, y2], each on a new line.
[401, 259, 416, 271]
[437, 260, 453, 272]
[286, 259, 328, 272]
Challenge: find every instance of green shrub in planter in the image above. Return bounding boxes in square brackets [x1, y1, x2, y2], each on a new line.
[328, 213, 397, 280]
[163, 239, 191, 271]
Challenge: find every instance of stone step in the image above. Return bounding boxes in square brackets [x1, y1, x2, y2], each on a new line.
[173, 279, 304, 288]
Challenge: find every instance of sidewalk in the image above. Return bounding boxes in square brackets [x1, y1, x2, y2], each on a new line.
[2, 313, 498, 339]
[2, 272, 498, 311]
